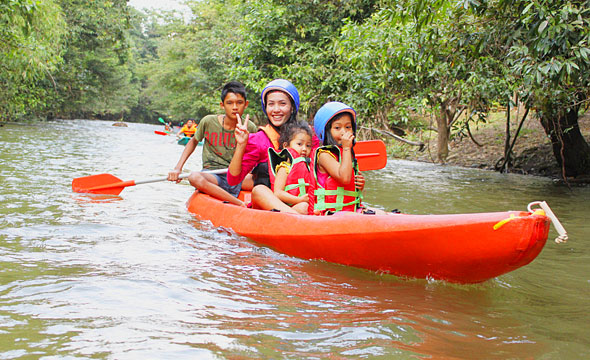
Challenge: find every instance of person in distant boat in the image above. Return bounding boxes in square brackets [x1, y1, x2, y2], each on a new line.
[268, 121, 313, 214]
[308, 101, 382, 215]
[228, 79, 318, 213]
[168, 81, 257, 206]
[165, 122, 173, 132]
[177, 118, 197, 138]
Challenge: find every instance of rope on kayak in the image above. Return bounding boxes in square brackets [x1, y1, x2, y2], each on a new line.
[493, 214, 520, 230]
[527, 201, 568, 243]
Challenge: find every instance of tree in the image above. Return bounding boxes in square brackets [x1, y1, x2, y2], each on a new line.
[231, 0, 379, 118]
[336, 1, 506, 162]
[0, 0, 65, 120]
[139, 1, 239, 122]
[48, 0, 134, 119]
[477, 0, 590, 178]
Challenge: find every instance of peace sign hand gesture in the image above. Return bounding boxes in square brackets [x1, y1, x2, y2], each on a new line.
[234, 113, 250, 146]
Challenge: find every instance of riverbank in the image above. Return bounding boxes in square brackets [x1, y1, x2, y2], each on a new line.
[391, 112, 590, 183]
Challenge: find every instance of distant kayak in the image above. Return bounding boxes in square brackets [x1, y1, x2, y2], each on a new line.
[177, 137, 203, 146]
[186, 192, 551, 284]
[154, 130, 172, 136]
[177, 137, 190, 145]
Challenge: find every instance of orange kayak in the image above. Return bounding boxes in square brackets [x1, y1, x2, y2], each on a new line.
[186, 192, 550, 284]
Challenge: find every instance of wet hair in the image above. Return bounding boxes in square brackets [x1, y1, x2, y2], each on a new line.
[279, 121, 313, 149]
[221, 81, 247, 102]
[323, 112, 356, 146]
[264, 90, 298, 132]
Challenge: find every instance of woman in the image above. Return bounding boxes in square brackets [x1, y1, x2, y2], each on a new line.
[228, 79, 306, 213]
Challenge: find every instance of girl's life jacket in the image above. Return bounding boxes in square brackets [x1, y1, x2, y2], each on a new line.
[268, 147, 312, 203]
[308, 145, 362, 215]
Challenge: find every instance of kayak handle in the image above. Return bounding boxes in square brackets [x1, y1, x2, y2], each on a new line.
[527, 201, 568, 243]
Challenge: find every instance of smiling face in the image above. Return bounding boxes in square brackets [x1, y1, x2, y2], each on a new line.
[186, 119, 194, 128]
[287, 131, 313, 157]
[221, 92, 248, 122]
[265, 91, 292, 127]
[328, 113, 354, 144]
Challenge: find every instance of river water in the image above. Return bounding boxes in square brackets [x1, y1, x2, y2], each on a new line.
[1, 120, 588, 359]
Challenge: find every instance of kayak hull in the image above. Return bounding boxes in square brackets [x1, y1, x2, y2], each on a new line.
[177, 137, 204, 146]
[177, 137, 190, 145]
[186, 192, 550, 283]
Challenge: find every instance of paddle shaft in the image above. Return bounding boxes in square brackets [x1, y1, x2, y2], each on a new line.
[85, 169, 226, 192]
[73, 140, 386, 195]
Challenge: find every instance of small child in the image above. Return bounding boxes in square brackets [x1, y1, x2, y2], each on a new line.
[268, 121, 313, 214]
[309, 101, 378, 215]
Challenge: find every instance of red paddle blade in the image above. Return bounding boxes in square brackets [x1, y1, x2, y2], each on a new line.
[354, 140, 387, 171]
[154, 130, 168, 135]
[72, 173, 129, 195]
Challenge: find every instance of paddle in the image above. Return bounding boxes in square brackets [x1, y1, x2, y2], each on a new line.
[353, 139, 387, 171]
[158, 117, 166, 125]
[72, 169, 227, 195]
[154, 130, 169, 136]
[71, 140, 387, 195]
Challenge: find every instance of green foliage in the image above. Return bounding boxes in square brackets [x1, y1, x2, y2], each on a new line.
[231, 0, 380, 118]
[334, 0, 508, 161]
[47, 0, 134, 118]
[485, 0, 590, 110]
[0, 0, 65, 120]
[138, 1, 243, 122]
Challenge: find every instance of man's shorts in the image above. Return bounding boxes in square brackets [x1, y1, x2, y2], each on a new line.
[213, 173, 242, 198]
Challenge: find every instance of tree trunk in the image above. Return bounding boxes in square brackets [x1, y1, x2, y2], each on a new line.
[435, 112, 450, 163]
[434, 98, 458, 163]
[540, 101, 590, 178]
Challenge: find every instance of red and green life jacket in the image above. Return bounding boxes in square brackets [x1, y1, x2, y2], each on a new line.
[307, 145, 362, 215]
[251, 125, 281, 188]
[268, 147, 312, 202]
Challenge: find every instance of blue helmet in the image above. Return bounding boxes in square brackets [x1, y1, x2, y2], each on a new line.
[261, 79, 300, 116]
[313, 101, 357, 143]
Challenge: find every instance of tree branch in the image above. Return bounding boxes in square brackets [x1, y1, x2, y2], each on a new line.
[359, 126, 425, 151]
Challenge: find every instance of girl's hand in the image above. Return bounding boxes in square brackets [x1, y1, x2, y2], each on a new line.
[354, 171, 365, 190]
[341, 131, 354, 150]
[296, 194, 309, 204]
[234, 113, 250, 145]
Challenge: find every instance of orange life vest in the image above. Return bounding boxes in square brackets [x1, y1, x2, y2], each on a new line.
[259, 124, 280, 150]
[181, 124, 197, 137]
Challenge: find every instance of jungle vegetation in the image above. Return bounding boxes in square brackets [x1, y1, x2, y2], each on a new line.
[1, 0, 589, 177]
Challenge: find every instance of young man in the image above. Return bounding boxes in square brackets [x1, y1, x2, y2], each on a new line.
[167, 81, 257, 206]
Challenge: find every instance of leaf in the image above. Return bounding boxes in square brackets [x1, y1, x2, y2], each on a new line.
[538, 20, 548, 34]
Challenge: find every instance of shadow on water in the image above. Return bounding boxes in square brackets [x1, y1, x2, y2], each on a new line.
[177, 222, 548, 358]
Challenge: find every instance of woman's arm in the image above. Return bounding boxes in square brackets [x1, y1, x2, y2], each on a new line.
[228, 115, 265, 186]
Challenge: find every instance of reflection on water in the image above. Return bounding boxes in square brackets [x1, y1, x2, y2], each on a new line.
[0, 120, 589, 358]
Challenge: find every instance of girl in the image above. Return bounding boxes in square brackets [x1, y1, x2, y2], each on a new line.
[308, 101, 373, 215]
[268, 121, 313, 214]
[229, 79, 316, 213]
